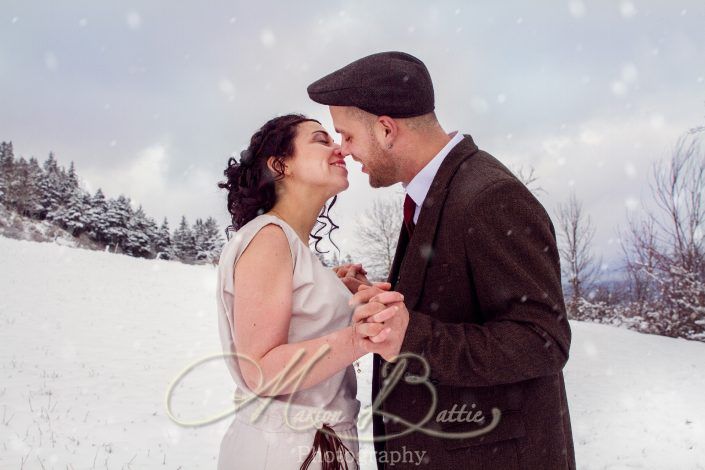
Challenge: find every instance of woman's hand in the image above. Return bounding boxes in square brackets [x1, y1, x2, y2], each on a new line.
[333, 263, 372, 293]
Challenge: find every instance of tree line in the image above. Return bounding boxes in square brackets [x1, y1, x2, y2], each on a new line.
[556, 127, 705, 342]
[0, 141, 224, 264]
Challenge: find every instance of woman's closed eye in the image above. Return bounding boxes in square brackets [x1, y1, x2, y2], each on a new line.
[312, 131, 333, 145]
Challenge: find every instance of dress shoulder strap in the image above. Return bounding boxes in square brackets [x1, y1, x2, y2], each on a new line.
[218, 214, 300, 296]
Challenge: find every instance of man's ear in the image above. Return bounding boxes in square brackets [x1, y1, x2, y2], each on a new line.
[376, 116, 398, 148]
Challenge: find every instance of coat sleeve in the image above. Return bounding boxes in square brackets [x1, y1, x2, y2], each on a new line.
[398, 178, 572, 387]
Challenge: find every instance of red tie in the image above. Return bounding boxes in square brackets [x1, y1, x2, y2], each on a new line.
[403, 194, 416, 236]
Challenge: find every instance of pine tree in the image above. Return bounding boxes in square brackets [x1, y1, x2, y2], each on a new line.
[25, 158, 45, 218]
[53, 189, 90, 236]
[124, 205, 156, 258]
[86, 188, 110, 243]
[10, 156, 42, 218]
[0, 141, 16, 206]
[103, 195, 132, 252]
[143, 213, 160, 258]
[154, 217, 174, 260]
[56, 165, 73, 208]
[52, 159, 89, 236]
[173, 215, 196, 262]
[200, 217, 225, 264]
[11, 157, 32, 215]
[192, 218, 207, 261]
[66, 161, 80, 192]
[38, 152, 65, 221]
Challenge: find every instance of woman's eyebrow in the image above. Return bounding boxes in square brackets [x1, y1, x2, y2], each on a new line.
[311, 130, 330, 139]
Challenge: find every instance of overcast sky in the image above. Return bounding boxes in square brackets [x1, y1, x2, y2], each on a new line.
[2, 0, 704, 272]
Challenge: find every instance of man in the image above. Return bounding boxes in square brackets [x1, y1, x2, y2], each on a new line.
[308, 51, 576, 469]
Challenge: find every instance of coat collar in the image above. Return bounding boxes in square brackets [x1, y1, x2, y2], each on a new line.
[391, 134, 479, 309]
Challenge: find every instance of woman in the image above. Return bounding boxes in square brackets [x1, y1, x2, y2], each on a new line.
[215, 114, 401, 469]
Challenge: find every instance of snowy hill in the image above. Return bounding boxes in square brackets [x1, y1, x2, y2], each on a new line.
[0, 204, 102, 250]
[1, 236, 704, 469]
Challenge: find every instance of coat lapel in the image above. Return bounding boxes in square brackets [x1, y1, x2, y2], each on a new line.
[394, 134, 479, 309]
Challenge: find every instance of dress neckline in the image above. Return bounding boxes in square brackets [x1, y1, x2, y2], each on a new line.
[258, 214, 353, 298]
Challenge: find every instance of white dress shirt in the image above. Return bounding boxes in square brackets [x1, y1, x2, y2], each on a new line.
[402, 131, 464, 224]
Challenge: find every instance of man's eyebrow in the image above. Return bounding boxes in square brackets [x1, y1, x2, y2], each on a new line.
[334, 127, 345, 134]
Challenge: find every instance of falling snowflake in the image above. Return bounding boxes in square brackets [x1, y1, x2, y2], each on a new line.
[260, 29, 276, 48]
[624, 197, 639, 211]
[619, 1, 637, 18]
[126, 10, 142, 29]
[649, 113, 665, 129]
[219, 78, 235, 101]
[44, 52, 58, 71]
[624, 162, 636, 178]
[568, 1, 586, 18]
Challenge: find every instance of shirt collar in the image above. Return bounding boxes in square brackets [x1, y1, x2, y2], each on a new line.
[403, 131, 464, 206]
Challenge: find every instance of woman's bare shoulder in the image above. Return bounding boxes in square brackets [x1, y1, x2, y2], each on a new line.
[236, 222, 292, 272]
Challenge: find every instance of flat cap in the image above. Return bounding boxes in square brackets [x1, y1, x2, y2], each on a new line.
[307, 51, 434, 118]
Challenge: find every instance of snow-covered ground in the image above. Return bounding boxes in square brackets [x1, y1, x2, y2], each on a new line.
[1, 236, 704, 469]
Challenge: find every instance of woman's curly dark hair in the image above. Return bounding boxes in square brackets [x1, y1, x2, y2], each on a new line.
[218, 113, 340, 254]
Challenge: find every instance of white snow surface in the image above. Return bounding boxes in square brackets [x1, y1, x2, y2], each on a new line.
[1, 236, 704, 469]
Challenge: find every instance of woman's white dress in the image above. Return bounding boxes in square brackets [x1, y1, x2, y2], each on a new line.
[215, 214, 360, 469]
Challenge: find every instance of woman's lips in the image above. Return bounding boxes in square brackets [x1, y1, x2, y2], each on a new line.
[330, 161, 347, 173]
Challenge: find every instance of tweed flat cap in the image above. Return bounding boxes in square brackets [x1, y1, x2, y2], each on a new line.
[307, 51, 434, 118]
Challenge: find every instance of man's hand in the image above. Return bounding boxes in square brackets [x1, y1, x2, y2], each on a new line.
[333, 263, 372, 294]
[350, 286, 410, 362]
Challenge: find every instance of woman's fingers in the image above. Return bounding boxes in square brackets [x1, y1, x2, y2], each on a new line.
[341, 277, 363, 294]
[333, 263, 367, 278]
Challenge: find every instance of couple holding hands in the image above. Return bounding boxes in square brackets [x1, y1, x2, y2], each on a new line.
[215, 51, 576, 469]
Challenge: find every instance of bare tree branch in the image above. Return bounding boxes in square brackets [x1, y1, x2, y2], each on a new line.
[353, 196, 403, 281]
[555, 190, 600, 306]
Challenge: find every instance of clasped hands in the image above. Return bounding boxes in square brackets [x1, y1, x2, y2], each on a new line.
[332, 263, 409, 362]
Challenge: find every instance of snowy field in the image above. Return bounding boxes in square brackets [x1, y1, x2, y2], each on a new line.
[1, 236, 704, 469]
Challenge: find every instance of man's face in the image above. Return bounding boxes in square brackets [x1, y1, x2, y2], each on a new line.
[329, 106, 399, 188]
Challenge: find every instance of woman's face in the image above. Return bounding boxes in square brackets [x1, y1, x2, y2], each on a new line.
[280, 120, 349, 197]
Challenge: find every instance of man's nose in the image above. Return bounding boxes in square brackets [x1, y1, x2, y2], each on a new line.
[336, 143, 351, 158]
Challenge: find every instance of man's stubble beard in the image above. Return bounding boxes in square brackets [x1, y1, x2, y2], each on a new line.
[366, 144, 398, 188]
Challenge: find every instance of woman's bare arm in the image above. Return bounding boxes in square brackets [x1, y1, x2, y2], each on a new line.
[232, 224, 396, 396]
